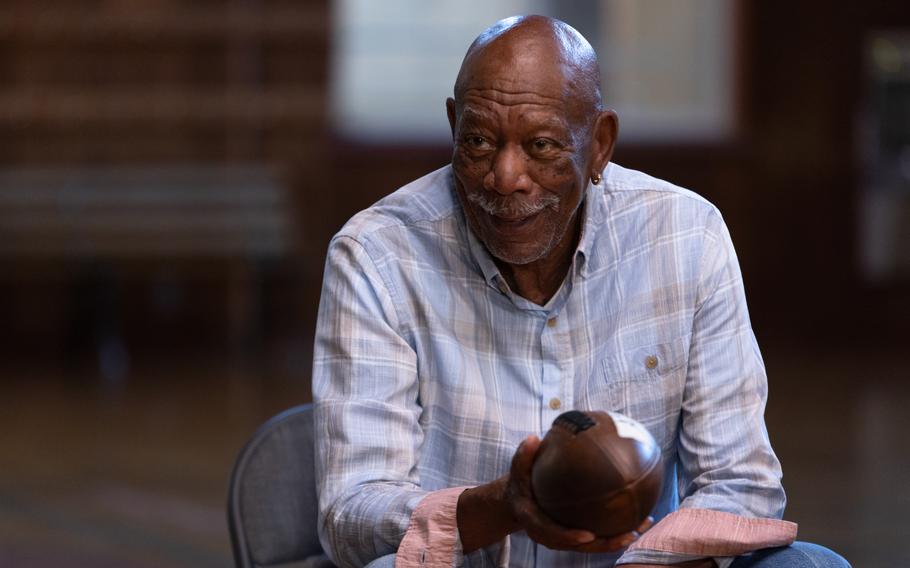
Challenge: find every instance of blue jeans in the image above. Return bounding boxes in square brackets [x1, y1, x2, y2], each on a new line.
[364, 555, 396, 568]
[730, 542, 850, 567]
[363, 541, 850, 567]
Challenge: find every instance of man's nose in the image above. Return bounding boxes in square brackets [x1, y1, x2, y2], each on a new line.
[483, 144, 531, 195]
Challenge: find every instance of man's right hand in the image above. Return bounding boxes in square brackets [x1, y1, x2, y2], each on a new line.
[457, 435, 651, 554]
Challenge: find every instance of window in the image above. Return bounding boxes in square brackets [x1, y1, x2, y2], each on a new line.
[860, 32, 910, 282]
[331, 0, 737, 143]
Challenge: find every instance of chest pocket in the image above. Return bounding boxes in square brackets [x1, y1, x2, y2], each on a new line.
[583, 338, 688, 452]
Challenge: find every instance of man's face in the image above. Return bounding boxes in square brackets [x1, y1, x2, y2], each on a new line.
[448, 70, 594, 266]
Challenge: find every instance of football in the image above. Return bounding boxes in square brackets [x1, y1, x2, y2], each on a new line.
[530, 409, 664, 538]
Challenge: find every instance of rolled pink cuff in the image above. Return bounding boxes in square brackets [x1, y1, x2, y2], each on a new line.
[395, 486, 470, 568]
[627, 508, 798, 556]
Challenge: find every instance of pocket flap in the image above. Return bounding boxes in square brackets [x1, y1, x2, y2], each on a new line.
[600, 338, 688, 383]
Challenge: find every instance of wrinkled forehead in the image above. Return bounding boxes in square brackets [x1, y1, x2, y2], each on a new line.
[457, 98, 572, 134]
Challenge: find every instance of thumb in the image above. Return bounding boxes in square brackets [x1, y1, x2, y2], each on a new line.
[512, 435, 541, 478]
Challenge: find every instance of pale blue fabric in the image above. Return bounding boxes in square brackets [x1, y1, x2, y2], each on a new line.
[313, 163, 786, 567]
[362, 542, 851, 568]
[730, 542, 851, 568]
[364, 554, 397, 568]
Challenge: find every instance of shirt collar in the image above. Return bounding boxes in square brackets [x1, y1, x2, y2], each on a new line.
[459, 165, 610, 290]
[574, 165, 609, 279]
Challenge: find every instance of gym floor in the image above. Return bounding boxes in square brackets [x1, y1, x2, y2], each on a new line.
[0, 333, 906, 567]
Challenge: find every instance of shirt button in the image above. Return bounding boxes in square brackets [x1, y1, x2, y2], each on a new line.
[547, 317, 557, 328]
[549, 397, 562, 410]
[645, 355, 658, 370]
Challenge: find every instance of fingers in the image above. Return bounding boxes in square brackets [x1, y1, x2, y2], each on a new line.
[506, 435, 539, 509]
[571, 516, 655, 553]
[636, 516, 654, 534]
[571, 529, 638, 553]
[506, 436, 537, 503]
[516, 498, 597, 549]
[510, 435, 540, 477]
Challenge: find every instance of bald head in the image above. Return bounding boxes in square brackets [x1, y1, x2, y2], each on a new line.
[454, 15, 604, 119]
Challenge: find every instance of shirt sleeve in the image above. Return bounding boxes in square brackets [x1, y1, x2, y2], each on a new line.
[618, 211, 793, 565]
[313, 234, 433, 567]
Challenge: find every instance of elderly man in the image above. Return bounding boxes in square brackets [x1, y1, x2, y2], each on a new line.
[313, 15, 850, 568]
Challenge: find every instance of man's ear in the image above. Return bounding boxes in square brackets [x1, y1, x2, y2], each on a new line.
[446, 98, 457, 139]
[590, 109, 619, 175]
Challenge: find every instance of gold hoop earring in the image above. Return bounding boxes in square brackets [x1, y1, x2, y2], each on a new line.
[591, 173, 601, 185]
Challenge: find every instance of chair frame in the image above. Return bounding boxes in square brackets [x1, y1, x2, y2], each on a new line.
[227, 403, 316, 568]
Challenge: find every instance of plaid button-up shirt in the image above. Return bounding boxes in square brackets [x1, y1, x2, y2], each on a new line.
[313, 163, 785, 567]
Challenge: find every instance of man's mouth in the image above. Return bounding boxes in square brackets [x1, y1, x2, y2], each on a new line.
[490, 212, 537, 226]
[466, 191, 559, 220]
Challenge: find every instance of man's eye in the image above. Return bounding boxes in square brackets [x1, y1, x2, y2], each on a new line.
[465, 136, 489, 149]
[533, 139, 554, 152]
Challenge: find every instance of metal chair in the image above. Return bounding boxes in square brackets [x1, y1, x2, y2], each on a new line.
[227, 403, 334, 567]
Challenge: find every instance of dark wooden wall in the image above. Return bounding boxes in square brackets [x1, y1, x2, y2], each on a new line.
[1, 0, 907, 370]
[740, 0, 909, 340]
[0, 0, 333, 369]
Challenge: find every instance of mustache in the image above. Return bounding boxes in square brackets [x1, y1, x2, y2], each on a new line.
[466, 191, 560, 218]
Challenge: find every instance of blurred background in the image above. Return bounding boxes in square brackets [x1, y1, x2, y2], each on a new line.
[1, 0, 908, 566]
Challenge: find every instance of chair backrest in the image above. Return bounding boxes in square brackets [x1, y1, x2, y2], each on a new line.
[228, 403, 330, 567]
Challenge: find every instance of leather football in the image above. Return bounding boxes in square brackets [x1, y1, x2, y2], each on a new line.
[530, 410, 664, 538]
